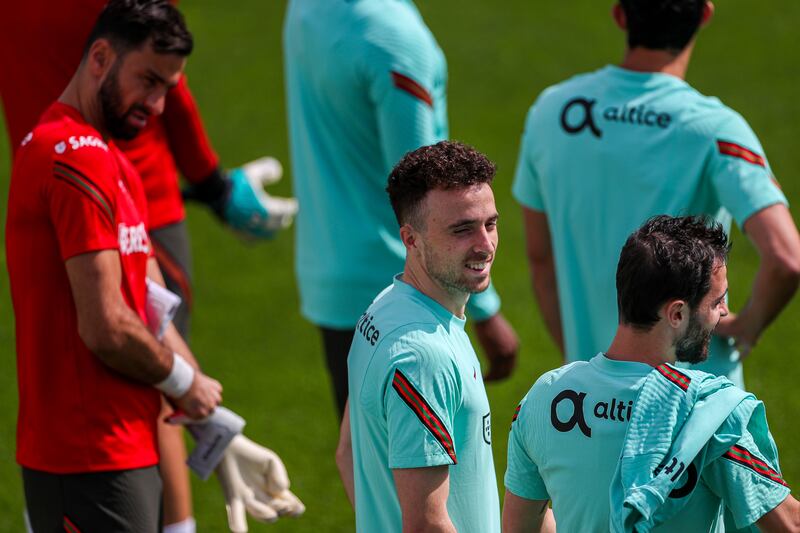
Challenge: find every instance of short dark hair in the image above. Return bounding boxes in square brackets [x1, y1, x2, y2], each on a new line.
[619, 0, 705, 53]
[84, 0, 193, 58]
[616, 215, 730, 329]
[386, 140, 496, 226]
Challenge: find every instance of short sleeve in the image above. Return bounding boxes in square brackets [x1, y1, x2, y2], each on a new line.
[702, 413, 790, 528]
[385, 339, 462, 469]
[46, 152, 118, 261]
[512, 107, 545, 211]
[365, 28, 445, 174]
[706, 112, 787, 227]
[504, 397, 549, 500]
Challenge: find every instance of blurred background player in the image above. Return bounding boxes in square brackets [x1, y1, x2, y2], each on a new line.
[341, 141, 502, 532]
[513, 0, 800, 386]
[5, 1, 223, 530]
[0, 1, 296, 532]
[503, 216, 798, 532]
[283, 0, 519, 422]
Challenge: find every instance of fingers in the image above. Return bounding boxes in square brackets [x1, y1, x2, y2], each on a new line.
[241, 156, 283, 187]
[226, 495, 249, 533]
[177, 373, 223, 419]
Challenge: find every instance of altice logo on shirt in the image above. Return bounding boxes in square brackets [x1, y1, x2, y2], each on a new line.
[118, 222, 150, 255]
[356, 312, 380, 346]
[560, 97, 672, 139]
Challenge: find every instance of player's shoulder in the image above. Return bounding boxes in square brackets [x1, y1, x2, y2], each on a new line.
[527, 361, 590, 397]
[353, 0, 440, 67]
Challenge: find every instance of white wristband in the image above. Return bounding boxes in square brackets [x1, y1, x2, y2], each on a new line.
[155, 353, 195, 398]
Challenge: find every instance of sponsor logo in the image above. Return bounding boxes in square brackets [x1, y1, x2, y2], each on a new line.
[118, 222, 150, 255]
[550, 389, 634, 438]
[356, 312, 380, 346]
[67, 135, 109, 152]
[654, 457, 699, 499]
[482, 413, 492, 445]
[21, 132, 33, 147]
[560, 97, 672, 139]
[54, 141, 67, 154]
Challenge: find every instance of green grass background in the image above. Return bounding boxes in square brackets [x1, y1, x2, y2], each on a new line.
[1, 1, 799, 530]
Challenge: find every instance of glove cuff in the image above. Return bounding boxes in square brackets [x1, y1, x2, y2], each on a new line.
[184, 167, 231, 218]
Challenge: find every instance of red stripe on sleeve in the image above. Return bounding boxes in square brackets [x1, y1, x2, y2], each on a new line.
[391, 72, 434, 107]
[717, 140, 766, 168]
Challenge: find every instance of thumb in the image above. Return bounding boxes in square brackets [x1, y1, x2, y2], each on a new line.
[226, 495, 249, 533]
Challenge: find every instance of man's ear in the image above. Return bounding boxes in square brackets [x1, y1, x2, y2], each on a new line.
[399, 224, 417, 250]
[86, 38, 116, 79]
[664, 299, 688, 329]
[612, 3, 627, 31]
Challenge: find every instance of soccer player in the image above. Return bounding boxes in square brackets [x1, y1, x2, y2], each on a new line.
[339, 141, 501, 532]
[503, 216, 800, 532]
[283, 0, 519, 420]
[0, 2, 295, 531]
[5, 2, 223, 531]
[513, 0, 800, 385]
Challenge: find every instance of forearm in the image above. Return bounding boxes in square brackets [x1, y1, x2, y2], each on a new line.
[737, 256, 800, 342]
[530, 260, 564, 354]
[84, 302, 174, 384]
[336, 402, 356, 508]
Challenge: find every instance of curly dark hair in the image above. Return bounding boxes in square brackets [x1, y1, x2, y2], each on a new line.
[386, 140, 496, 227]
[620, 0, 706, 53]
[84, 0, 193, 58]
[616, 215, 731, 330]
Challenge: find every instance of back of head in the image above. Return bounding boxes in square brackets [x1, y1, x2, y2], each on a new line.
[386, 140, 496, 227]
[616, 215, 730, 330]
[84, 0, 193, 58]
[619, 0, 705, 53]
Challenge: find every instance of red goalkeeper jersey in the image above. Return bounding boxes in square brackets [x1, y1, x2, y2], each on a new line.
[6, 102, 161, 473]
[0, 0, 219, 229]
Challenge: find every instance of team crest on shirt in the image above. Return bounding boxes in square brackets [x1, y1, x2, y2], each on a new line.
[482, 413, 491, 445]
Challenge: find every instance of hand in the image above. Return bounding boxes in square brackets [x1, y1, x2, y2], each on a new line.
[224, 157, 298, 239]
[175, 373, 222, 419]
[714, 312, 757, 359]
[474, 313, 519, 382]
[215, 434, 305, 532]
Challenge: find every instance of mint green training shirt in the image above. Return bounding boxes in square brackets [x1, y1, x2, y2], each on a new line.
[284, 0, 500, 328]
[512, 65, 787, 384]
[505, 354, 788, 532]
[348, 276, 500, 532]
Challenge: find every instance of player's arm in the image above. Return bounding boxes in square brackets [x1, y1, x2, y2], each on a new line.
[393, 466, 456, 533]
[522, 207, 564, 355]
[502, 492, 555, 533]
[335, 399, 355, 508]
[66, 250, 221, 418]
[757, 495, 800, 533]
[715, 203, 800, 355]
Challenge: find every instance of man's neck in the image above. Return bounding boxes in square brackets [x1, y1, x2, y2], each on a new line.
[605, 324, 675, 368]
[618, 43, 694, 80]
[401, 264, 468, 318]
[59, 71, 108, 138]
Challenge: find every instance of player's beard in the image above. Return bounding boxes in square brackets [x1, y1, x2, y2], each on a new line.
[674, 311, 713, 365]
[99, 61, 148, 141]
[422, 242, 492, 296]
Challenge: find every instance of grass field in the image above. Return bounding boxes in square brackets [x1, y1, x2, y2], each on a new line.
[2, 1, 800, 531]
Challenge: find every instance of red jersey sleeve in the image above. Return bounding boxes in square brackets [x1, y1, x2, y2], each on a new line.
[45, 144, 119, 261]
[163, 75, 220, 182]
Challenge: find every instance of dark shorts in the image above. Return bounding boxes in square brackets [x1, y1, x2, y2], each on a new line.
[320, 327, 355, 420]
[23, 466, 162, 533]
[150, 221, 193, 340]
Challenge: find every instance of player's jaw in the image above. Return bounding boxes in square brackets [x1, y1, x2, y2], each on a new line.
[99, 64, 149, 140]
[674, 311, 713, 364]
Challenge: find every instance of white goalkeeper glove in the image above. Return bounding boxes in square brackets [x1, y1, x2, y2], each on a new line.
[183, 156, 298, 240]
[215, 434, 305, 532]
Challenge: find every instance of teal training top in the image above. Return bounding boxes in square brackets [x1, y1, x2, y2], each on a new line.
[505, 354, 788, 532]
[284, 0, 500, 328]
[348, 276, 500, 533]
[512, 65, 786, 383]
